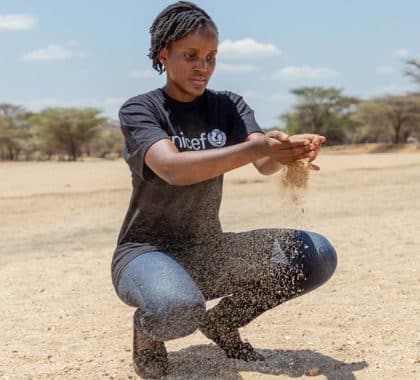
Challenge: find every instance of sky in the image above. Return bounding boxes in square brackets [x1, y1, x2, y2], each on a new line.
[1, 0, 419, 128]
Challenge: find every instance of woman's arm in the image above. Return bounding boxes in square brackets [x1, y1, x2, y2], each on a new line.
[247, 131, 326, 175]
[144, 134, 314, 186]
[246, 132, 286, 175]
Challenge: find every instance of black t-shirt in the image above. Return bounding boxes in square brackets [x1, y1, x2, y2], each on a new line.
[111, 88, 262, 287]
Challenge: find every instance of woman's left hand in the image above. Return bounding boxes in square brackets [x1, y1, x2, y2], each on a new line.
[289, 133, 326, 162]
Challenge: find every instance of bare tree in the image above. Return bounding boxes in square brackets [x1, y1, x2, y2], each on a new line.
[405, 59, 420, 87]
[352, 95, 420, 144]
[88, 120, 123, 158]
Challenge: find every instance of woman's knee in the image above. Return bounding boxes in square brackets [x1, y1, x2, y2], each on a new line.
[297, 231, 337, 292]
[137, 293, 206, 341]
[116, 251, 206, 341]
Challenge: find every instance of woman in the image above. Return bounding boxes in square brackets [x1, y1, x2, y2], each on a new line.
[112, 1, 337, 378]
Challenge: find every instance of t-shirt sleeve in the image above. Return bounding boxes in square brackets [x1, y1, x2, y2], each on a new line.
[226, 91, 263, 144]
[119, 97, 170, 181]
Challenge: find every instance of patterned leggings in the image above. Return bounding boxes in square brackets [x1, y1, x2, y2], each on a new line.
[113, 228, 337, 341]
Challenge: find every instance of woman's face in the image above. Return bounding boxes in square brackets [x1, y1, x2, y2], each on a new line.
[159, 24, 218, 102]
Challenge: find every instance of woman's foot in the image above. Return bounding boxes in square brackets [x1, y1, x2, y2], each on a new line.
[199, 321, 265, 362]
[133, 311, 168, 378]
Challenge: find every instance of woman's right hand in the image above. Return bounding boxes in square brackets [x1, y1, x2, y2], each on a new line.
[259, 131, 315, 165]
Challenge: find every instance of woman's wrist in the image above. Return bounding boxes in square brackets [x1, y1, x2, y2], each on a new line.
[249, 134, 271, 158]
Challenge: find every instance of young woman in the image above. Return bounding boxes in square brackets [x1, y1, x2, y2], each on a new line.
[112, 2, 337, 378]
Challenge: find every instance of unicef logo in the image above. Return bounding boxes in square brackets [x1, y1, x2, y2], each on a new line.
[207, 129, 227, 147]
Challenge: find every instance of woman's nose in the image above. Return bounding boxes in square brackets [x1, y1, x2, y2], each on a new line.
[194, 58, 208, 72]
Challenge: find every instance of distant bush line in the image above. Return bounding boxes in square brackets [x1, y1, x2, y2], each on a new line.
[1, 59, 419, 161]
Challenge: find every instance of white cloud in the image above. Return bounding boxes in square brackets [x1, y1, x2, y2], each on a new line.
[272, 65, 339, 80]
[218, 38, 281, 60]
[129, 69, 155, 79]
[0, 14, 37, 31]
[21, 43, 89, 61]
[393, 49, 409, 58]
[22, 45, 73, 61]
[376, 66, 395, 75]
[217, 63, 257, 73]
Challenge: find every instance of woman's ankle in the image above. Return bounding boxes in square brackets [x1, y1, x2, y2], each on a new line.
[134, 326, 159, 350]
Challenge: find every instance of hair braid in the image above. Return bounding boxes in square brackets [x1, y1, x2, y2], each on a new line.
[148, 1, 218, 74]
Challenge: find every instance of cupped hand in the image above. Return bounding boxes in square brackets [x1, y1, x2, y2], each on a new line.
[289, 133, 326, 145]
[289, 133, 326, 162]
[265, 130, 290, 142]
[263, 131, 315, 164]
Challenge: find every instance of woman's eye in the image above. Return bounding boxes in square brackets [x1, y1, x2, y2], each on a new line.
[206, 55, 216, 63]
[185, 53, 197, 60]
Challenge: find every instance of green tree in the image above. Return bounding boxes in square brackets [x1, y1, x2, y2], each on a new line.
[88, 120, 123, 158]
[0, 116, 17, 160]
[280, 87, 359, 144]
[31, 108, 105, 160]
[352, 95, 420, 144]
[0, 104, 31, 160]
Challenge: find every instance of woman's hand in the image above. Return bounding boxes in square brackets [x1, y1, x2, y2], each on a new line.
[288, 133, 326, 162]
[261, 130, 316, 165]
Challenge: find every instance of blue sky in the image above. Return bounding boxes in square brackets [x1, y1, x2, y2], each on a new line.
[1, 0, 419, 127]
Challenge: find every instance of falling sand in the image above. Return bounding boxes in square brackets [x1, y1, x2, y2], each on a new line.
[279, 160, 313, 205]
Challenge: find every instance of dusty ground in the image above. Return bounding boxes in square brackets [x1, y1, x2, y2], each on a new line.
[1, 151, 419, 379]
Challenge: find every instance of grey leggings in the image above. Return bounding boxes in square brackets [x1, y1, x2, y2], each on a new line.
[114, 229, 337, 341]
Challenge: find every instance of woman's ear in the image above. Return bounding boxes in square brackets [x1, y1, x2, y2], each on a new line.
[159, 48, 168, 65]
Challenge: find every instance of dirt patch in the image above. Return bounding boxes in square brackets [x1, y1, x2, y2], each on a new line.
[1, 155, 419, 379]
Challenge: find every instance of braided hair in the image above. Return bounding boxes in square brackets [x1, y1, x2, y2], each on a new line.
[148, 1, 218, 74]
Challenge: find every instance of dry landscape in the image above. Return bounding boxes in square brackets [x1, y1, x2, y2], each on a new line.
[1, 149, 419, 379]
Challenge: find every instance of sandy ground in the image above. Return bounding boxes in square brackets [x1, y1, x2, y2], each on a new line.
[1, 152, 419, 380]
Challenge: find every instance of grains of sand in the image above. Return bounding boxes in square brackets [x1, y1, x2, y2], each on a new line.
[279, 160, 313, 205]
[281, 160, 311, 190]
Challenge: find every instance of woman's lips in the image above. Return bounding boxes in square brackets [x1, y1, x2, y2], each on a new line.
[190, 78, 207, 86]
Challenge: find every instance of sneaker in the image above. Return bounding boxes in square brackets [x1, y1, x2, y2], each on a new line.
[132, 313, 168, 378]
[199, 322, 265, 362]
